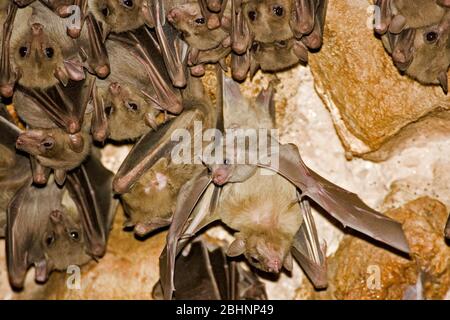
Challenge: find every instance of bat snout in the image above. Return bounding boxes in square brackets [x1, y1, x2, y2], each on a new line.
[167, 9, 181, 24]
[50, 210, 63, 224]
[109, 82, 122, 95]
[266, 259, 281, 273]
[31, 23, 44, 36]
[212, 167, 229, 186]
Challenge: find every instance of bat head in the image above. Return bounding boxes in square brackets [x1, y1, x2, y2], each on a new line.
[103, 82, 162, 141]
[42, 207, 91, 271]
[167, 3, 229, 51]
[242, 0, 293, 43]
[16, 129, 89, 170]
[12, 23, 64, 89]
[227, 231, 292, 273]
[89, 0, 146, 33]
[405, 18, 450, 92]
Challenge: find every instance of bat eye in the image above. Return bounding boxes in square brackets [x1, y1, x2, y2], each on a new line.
[195, 17, 206, 25]
[250, 256, 259, 264]
[425, 31, 439, 43]
[105, 106, 113, 116]
[44, 47, 54, 58]
[272, 5, 283, 16]
[122, 0, 133, 7]
[277, 40, 287, 47]
[19, 46, 28, 57]
[45, 234, 55, 247]
[126, 102, 139, 111]
[101, 6, 109, 17]
[69, 230, 80, 241]
[248, 11, 257, 21]
[223, 158, 230, 165]
[251, 42, 260, 52]
[41, 139, 54, 150]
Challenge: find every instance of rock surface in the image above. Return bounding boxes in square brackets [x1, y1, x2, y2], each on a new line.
[297, 197, 450, 300]
[309, 0, 450, 161]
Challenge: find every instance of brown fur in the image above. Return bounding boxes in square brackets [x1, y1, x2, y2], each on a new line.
[219, 168, 302, 273]
[392, 0, 448, 29]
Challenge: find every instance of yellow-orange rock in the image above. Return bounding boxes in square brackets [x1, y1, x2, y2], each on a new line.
[309, 0, 450, 161]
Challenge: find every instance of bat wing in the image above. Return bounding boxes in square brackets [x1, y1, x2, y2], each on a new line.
[65, 154, 116, 258]
[290, 0, 316, 37]
[110, 26, 183, 114]
[83, 13, 110, 78]
[291, 199, 328, 289]
[113, 107, 206, 194]
[0, 2, 18, 98]
[172, 240, 223, 300]
[151, 0, 188, 88]
[16, 76, 95, 134]
[230, 262, 268, 300]
[160, 170, 214, 299]
[259, 142, 410, 254]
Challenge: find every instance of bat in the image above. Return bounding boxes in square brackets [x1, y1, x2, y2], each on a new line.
[382, 11, 450, 93]
[300, 0, 327, 50]
[12, 77, 97, 184]
[0, 1, 109, 97]
[197, 0, 230, 30]
[152, 239, 267, 300]
[5, 149, 117, 288]
[445, 214, 450, 239]
[158, 72, 410, 299]
[0, 107, 31, 238]
[113, 75, 215, 236]
[375, 0, 450, 34]
[95, 27, 183, 142]
[88, 0, 155, 34]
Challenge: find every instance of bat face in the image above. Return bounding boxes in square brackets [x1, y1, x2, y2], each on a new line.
[406, 22, 450, 87]
[167, 3, 229, 50]
[42, 206, 91, 271]
[242, 0, 293, 43]
[242, 231, 292, 273]
[11, 23, 64, 89]
[16, 129, 90, 171]
[89, 0, 146, 33]
[100, 81, 163, 141]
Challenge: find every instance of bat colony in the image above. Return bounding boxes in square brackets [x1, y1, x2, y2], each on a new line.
[0, 0, 446, 300]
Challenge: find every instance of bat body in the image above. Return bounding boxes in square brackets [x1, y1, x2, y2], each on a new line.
[153, 239, 267, 300]
[382, 11, 450, 93]
[220, 168, 301, 273]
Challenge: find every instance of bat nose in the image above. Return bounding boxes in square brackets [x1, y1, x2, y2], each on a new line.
[109, 82, 121, 95]
[212, 167, 229, 186]
[167, 9, 180, 24]
[31, 23, 44, 36]
[267, 260, 281, 273]
[50, 210, 63, 223]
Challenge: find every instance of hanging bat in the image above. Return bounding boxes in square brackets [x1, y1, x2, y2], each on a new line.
[12, 76, 101, 184]
[158, 73, 410, 299]
[152, 239, 267, 300]
[0, 1, 109, 97]
[300, 0, 327, 50]
[375, 0, 450, 34]
[95, 26, 183, 142]
[382, 12, 450, 93]
[0, 108, 31, 238]
[113, 75, 215, 236]
[6, 151, 117, 288]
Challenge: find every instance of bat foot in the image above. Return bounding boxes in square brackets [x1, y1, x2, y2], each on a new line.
[67, 27, 82, 39]
[95, 65, 111, 79]
[0, 84, 14, 98]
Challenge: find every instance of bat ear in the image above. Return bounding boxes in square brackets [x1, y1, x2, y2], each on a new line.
[226, 238, 246, 257]
[63, 60, 86, 82]
[283, 252, 294, 272]
[438, 71, 448, 94]
[34, 259, 50, 283]
[388, 15, 407, 34]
